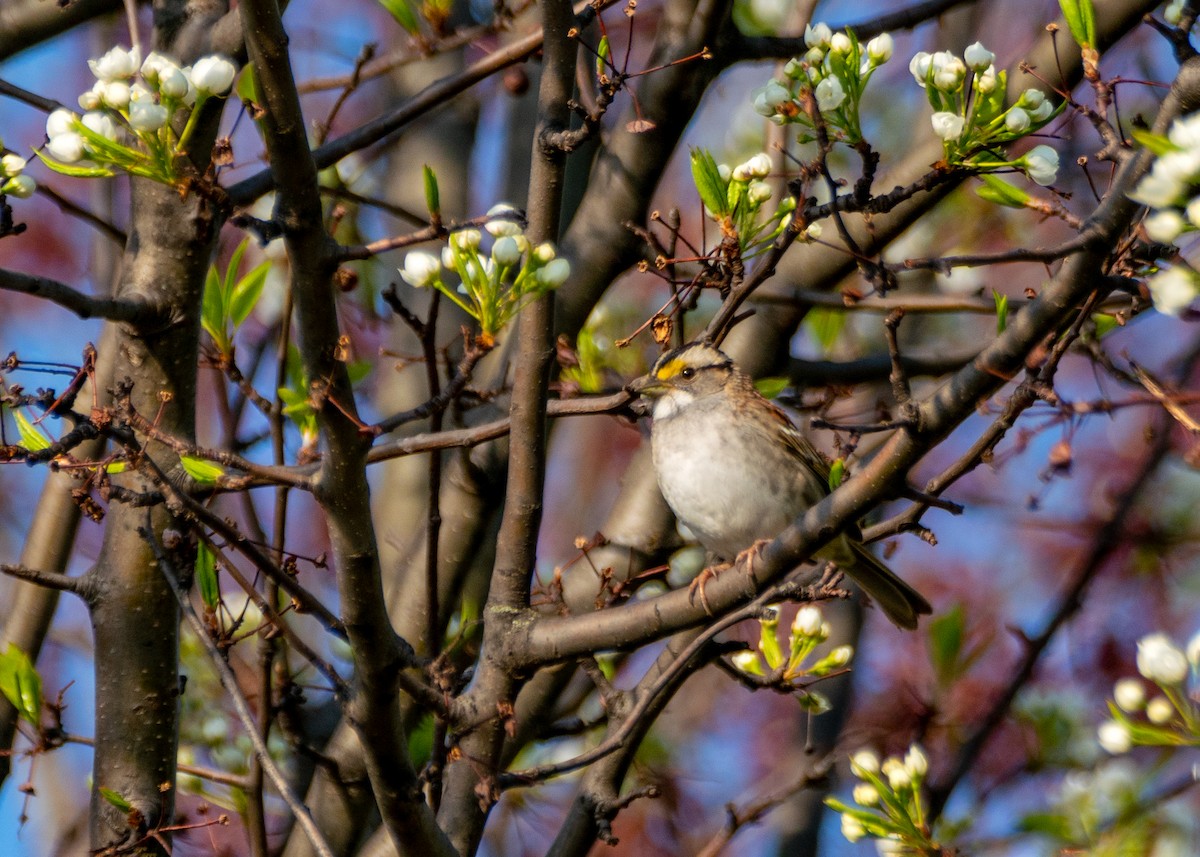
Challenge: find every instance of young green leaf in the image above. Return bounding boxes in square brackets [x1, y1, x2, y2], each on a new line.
[99, 787, 132, 812]
[0, 644, 43, 727]
[422, 165, 440, 220]
[180, 455, 225, 484]
[195, 542, 219, 608]
[1130, 127, 1177, 157]
[753, 377, 790, 399]
[976, 174, 1032, 209]
[828, 457, 846, 491]
[804, 307, 847, 353]
[929, 604, 966, 687]
[596, 35, 611, 80]
[104, 461, 127, 474]
[228, 260, 270, 328]
[378, 0, 420, 33]
[690, 148, 730, 217]
[1059, 0, 1097, 48]
[201, 263, 228, 352]
[993, 289, 1009, 334]
[1091, 313, 1119, 338]
[14, 410, 51, 451]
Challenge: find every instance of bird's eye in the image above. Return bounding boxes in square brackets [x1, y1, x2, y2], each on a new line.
[680, 367, 695, 379]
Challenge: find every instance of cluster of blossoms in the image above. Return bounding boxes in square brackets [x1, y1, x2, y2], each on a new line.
[731, 605, 854, 711]
[690, 149, 799, 254]
[826, 745, 941, 851]
[399, 204, 570, 344]
[1129, 112, 1200, 315]
[752, 23, 894, 144]
[910, 41, 1060, 184]
[40, 45, 236, 184]
[1097, 631, 1200, 755]
[0, 147, 35, 198]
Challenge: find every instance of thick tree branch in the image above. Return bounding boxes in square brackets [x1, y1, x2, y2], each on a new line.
[0, 268, 161, 323]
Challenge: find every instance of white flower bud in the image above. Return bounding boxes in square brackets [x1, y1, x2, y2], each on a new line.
[1004, 107, 1031, 134]
[829, 32, 852, 55]
[742, 152, 772, 178]
[932, 54, 966, 91]
[804, 221, 823, 240]
[851, 783, 879, 807]
[904, 744, 928, 777]
[1146, 695, 1175, 724]
[441, 246, 457, 270]
[1113, 678, 1146, 713]
[826, 645, 854, 668]
[1165, 0, 1185, 25]
[1144, 210, 1186, 243]
[102, 81, 131, 109]
[1169, 112, 1200, 149]
[46, 109, 77, 139]
[964, 41, 995, 71]
[791, 606, 822, 637]
[975, 65, 997, 93]
[88, 45, 141, 81]
[537, 257, 570, 287]
[1020, 88, 1046, 109]
[399, 251, 441, 288]
[485, 203, 522, 237]
[882, 757, 911, 790]
[491, 236, 521, 266]
[849, 749, 879, 777]
[78, 87, 102, 111]
[1130, 173, 1184, 208]
[1, 154, 26, 177]
[1097, 720, 1131, 755]
[803, 46, 825, 65]
[1030, 99, 1054, 123]
[46, 132, 86, 163]
[450, 229, 482, 251]
[533, 241, 556, 263]
[191, 55, 237, 96]
[731, 651, 760, 673]
[815, 76, 846, 112]
[804, 22, 832, 49]
[128, 100, 169, 132]
[1137, 633, 1189, 684]
[866, 33, 894, 64]
[840, 813, 865, 843]
[159, 67, 190, 99]
[909, 51, 932, 86]
[747, 182, 772, 204]
[931, 111, 965, 141]
[4, 174, 36, 198]
[1149, 267, 1197, 315]
[783, 58, 803, 79]
[1022, 145, 1059, 186]
[82, 111, 120, 141]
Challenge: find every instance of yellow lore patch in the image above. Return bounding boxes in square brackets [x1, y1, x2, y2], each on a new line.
[654, 358, 686, 380]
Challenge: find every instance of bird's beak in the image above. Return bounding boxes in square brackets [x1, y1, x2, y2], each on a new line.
[626, 373, 665, 397]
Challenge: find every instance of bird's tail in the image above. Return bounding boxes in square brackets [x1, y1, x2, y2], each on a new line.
[832, 535, 932, 630]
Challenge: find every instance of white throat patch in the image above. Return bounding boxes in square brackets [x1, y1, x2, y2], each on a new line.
[652, 389, 694, 420]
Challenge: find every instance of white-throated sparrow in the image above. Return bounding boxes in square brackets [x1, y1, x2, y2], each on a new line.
[627, 342, 931, 629]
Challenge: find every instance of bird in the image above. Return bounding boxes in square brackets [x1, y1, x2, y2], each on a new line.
[625, 341, 931, 629]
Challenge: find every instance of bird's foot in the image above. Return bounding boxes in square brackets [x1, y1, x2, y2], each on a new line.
[687, 540, 772, 614]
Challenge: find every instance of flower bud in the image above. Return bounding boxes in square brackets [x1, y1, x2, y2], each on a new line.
[1, 154, 26, 177]
[804, 22, 832, 49]
[3, 175, 35, 198]
[46, 132, 86, 163]
[747, 182, 772, 204]
[441, 246, 457, 270]
[1004, 107, 1031, 134]
[909, 51, 932, 86]
[839, 813, 865, 843]
[975, 66, 997, 93]
[485, 203, 523, 237]
[1146, 695, 1174, 724]
[731, 651, 761, 674]
[46, 109, 78, 139]
[533, 241, 557, 263]
[1113, 678, 1145, 713]
[852, 783, 879, 807]
[1022, 145, 1059, 186]
[129, 100, 169, 132]
[849, 749, 879, 777]
[160, 67, 190, 99]
[882, 758, 911, 790]
[1144, 210, 1186, 244]
[88, 45, 140, 81]
[102, 80, 131, 109]
[82, 111, 120, 141]
[1019, 88, 1046, 109]
[1136, 633, 1188, 685]
[792, 606, 823, 637]
[829, 33, 852, 55]
[815, 77, 846, 112]
[931, 111, 965, 141]
[491, 236, 521, 266]
[399, 251, 441, 288]
[450, 229, 482, 251]
[191, 55, 237, 96]
[866, 33, 894, 64]
[904, 744, 928, 777]
[1097, 720, 1131, 755]
[537, 257, 570, 287]
[964, 41, 994, 71]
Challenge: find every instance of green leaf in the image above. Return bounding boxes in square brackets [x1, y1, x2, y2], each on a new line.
[596, 35, 611, 79]
[1059, 0, 1096, 48]
[225, 238, 250, 303]
[1092, 313, 1118, 338]
[993, 289, 1009, 334]
[33, 148, 115, 178]
[0, 644, 42, 726]
[378, 0, 420, 33]
[236, 62, 259, 106]
[929, 604, 965, 686]
[803, 307, 846, 353]
[753, 377, 789, 399]
[976, 174, 1032, 209]
[346, 360, 372, 385]
[690, 148, 729, 217]
[180, 455, 224, 484]
[201, 264, 229, 353]
[99, 787, 132, 812]
[1131, 127, 1177, 157]
[828, 458, 845, 491]
[105, 461, 127, 474]
[14, 410, 50, 451]
[229, 260, 270, 328]
[195, 542, 219, 608]
[422, 165, 440, 219]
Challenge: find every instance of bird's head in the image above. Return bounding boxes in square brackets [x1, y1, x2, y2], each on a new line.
[626, 342, 734, 418]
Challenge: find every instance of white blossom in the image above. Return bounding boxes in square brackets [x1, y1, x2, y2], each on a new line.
[485, 202, 523, 237]
[851, 783, 879, 807]
[1130, 173, 1184, 208]
[747, 181, 772, 204]
[731, 651, 760, 673]
[46, 109, 77, 139]
[931, 111, 965, 141]
[440, 246, 457, 270]
[159, 67, 190, 99]
[1137, 632, 1190, 683]
[1023, 145, 1059, 186]
[825, 645, 853, 668]
[191, 55, 237, 96]
[533, 241, 557, 263]
[1020, 88, 1046, 110]
[78, 83, 102, 111]
[102, 80, 131, 109]
[753, 80, 790, 116]
[88, 45, 140, 81]
[931, 51, 966, 91]
[815, 76, 846, 112]
[804, 22, 832, 49]
[1097, 720, 1131, 755]
[742, 152, 772, 179]
[1005, 107, 1031, 134]
[840, 813, 865, 843]
[1144, 209, 1187, 243]
[399, 251, 441, 287]
[882, 757, 911, 790]
[904, 744, 928, 777]
[1147, 267, 1197, 316]
[1165, 0, 1185, 26]
[1186, 196, 1200, 226]
[82, 111, 120, 141]
[140, 51, 177, 84]
[450, 229, 482, 251]
[829, 32, 852, 55]
[876, 838, 907, 857]
[866, 33, 894, 64]
[46, 132, 86, 163]
[1113, 678, 1145, 713]
[964, 41, 994, 71]
[1169, 112, 1200, 149]
[975, 65, 998, 94]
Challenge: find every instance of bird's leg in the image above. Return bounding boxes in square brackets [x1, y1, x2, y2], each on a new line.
[687, 540, 772, 614]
